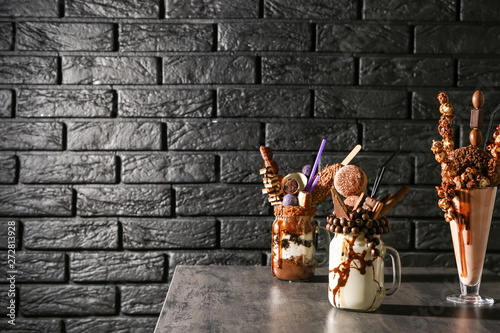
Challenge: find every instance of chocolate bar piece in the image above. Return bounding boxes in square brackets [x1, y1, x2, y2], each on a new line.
[352, 193, 367, 210]
[470, 108, 483, 129]
[298, 191, 311, 209]
[331, 187, 349, 219]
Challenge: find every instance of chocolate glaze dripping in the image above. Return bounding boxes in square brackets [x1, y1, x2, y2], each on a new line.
[455, 190, 472, 278]
[329, 235, 382, 308]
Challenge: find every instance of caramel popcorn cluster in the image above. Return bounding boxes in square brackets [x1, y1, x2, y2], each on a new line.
[432, 92, 500, 222]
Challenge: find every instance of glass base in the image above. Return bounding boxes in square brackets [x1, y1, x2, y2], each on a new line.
[446, 294, 494, 305]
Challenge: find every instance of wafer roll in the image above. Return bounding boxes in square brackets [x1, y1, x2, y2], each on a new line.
[379, 185, 410, 217]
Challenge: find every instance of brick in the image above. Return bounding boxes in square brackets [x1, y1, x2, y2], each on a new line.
[415, 220, 453, 250]
[262, 56, 354, 85]
[66, 0, 159, 18]
[167, 120, 260, 150]
[488, 222, 500, 250]
[0, 90, 12, 117]
[364, 0, 455, 20]
[175, 185, 267, 216]
[66, 318, 157, 333]
[220, 217, 272, 249]
[265, 0, 356, 19]
[0, 23, 12, 50]
[0, 186, 72, 216]
[377, 186, 442, 218]
[20, 153, 116, 183]
[18, 22, 114, 51]
[168, 251, 262, 279]
[458, 59, 500, 87]
[122, 218, 217, 249]
[24, 219, 118, 249]
[21, 285, 115, 316]
[317, 23, 409, 53]
[485, 254, 500, 275]
[0, 122, 63, 150]
[67, 121, 161, 150]
[316, 88, 408, 118]
[220, 152, 262, 183]
[0, 320, 62, 333]
[121, 154, 216, 183]
[461, 0, 500, 21]
[118, 89, 212, 117]
[70, 252, 164, 282]
[266, 120, 357, 150]
[0, 252, 65, 282]
[0, 0, 58, 17]
[351, 153, 414, 185]
[76, 185, 171, 216]
[166, 0, 258, 18]
[164, 56, 255, 84]
[120, 24, 212, 52]
[362, 120, 436, 151]
[17, 89, 114, 118]
[121, 285, 168, 315]
[360, 57, 454, 86]
[380, 220, 412, 250]
[0, 220, 19, 249]
[415, 152, 442, 186]
[219, 22, 311, 51]
[62, 56, 157, 85]
[416, 25, 500, 54]
[0, 56, 57, 84]
[411, 90, 500, 120]
[0, 155, 16, 183]
[495, 197, 500, 218]
[218, 88, 310, 118]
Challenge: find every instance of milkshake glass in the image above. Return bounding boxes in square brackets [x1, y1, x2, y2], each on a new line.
[328, 233, 401, 312]
[447, 187, 496, 305]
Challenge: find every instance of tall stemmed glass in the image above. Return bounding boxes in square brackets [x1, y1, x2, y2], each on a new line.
[447, 187, 496, 305]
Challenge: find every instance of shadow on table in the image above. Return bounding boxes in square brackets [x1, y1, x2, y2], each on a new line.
[376, 303, 499, 320]
[394, 273, 500, 283]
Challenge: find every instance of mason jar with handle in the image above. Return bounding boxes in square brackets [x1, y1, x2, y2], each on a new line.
[328, 233, 401, 312]
[272, 214, 330, 281]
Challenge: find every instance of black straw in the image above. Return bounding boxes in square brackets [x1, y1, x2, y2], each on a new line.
[371, 148, 401, 197]
[483, 104, 500, 150]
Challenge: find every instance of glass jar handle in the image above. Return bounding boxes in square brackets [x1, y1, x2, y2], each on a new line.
[384, 245, 401, 296]
[316, 226, 331, 267]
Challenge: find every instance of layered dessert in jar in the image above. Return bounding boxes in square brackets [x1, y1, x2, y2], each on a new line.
[271, 205, 318, 281]
[259, 143, 355, 281]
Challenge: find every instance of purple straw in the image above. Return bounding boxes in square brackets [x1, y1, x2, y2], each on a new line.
[305, 139, 326, 192]
[308, 174, 320, 193]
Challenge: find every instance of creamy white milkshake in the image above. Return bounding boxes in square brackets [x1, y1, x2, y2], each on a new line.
[328, 233, 386, 312]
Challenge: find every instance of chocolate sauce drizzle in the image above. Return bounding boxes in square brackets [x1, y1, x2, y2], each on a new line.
[455, 190, 472, 278]
[329, 235, 382, 309]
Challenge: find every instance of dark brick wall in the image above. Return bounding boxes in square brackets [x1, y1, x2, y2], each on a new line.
[1, 0, 500, 331]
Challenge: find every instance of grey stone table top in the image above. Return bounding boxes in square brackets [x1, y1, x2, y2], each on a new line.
[154, 265, 500, 333]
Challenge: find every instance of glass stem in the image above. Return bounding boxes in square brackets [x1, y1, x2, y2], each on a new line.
[460, 280, 480, 297]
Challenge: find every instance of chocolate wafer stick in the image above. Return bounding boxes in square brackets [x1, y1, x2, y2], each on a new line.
[379, 185, 410, 217]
